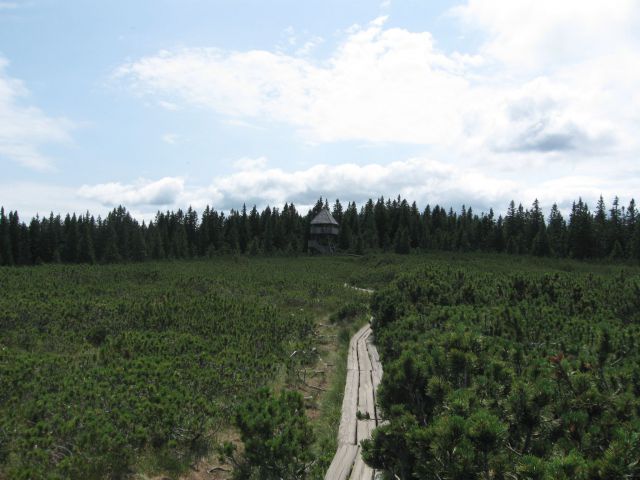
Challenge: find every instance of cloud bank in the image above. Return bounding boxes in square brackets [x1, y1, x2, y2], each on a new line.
[74, 156, 637, 221]
[78, 177, 185, 207]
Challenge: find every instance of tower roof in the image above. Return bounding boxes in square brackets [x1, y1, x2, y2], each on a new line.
[310, 208, 339, 226]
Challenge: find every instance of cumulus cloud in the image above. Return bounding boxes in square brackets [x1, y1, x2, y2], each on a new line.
[451, 0, 638, 71]
[207, 157, 519, 213]
[113, 7, 639, 167]
[78, 177, 185, 207]
[105, 2, 640, 217]
[113, 17, 475, 146]
[72, 154, 637, 220]
[0, 57, 73, 170]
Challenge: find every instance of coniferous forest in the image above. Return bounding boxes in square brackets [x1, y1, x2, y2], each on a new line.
[1, 195, 639, 266]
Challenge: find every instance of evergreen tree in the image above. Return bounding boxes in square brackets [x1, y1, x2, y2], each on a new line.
[338, 222, 352, 251]
[171, 222, 188, 258]
[332, 199, 344, 224]
[0, 207, 12, 265]
[547, 204, 567, 257]
[102, 224, 121, 263]
[62, 214, 79, 263]
[630, 221, 640, 261]
[28, 216, 42, 264]
[568, 199, 594, 259]
[130, 225, 147, 262]
[594, 195, 608, 257]
[78, 221, 96, 264]
[394, 227, 411, 254]
[531, 222, 550, 257]
[355, 235, 364, 255]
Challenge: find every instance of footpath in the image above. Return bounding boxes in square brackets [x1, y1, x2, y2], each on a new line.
[324, 321, 383, 480]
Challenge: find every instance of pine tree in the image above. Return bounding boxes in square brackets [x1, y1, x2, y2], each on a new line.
[531, 223, 550, 257]
[608, 196, 623, 255]
[568, 199, 594, 259]
[0, 207, 10, 265]
[102, 224, 121, 263]
[171, 223, 188, 258]
[355, 235, 364, 255]
[338, 222, 352, 251]
[78, 221, 96, 264]
[28, 216, 42, 264]
[547, 204, 567, 257]
[332, 199, 344, 224]
[248, 237, 261, 256]
[594, 195, 607, 257]
[394, 227, 411, 254]
[625, 199, 637, 256]
[130, 225, 147, 262]
[610, 240, 624, 260]
[630, 221, 640, 262]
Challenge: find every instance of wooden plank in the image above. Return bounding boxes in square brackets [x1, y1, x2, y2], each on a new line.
[357, 337, 373, 372]
[371, 369, 382, 399]
[347, 341, 359, 371]
[325, 444, 359, 480]
[357, 370, 375, 418]
[357, 419, 376, 444]
[349, 449, 375, 480]
[327, 322, 384, 478]
[338, 369, 359, 445]
[348, 325, 369, 371]
[366, 335, 381, 365]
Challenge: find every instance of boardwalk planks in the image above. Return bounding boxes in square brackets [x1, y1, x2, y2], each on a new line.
[325, 321, 383, 480]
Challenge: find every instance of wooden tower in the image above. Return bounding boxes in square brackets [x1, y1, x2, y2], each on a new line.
[308, 209, 340, 254]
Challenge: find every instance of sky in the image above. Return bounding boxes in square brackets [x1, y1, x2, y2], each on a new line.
[1, 0, 639, 220]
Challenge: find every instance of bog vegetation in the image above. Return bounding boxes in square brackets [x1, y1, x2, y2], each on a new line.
[363, 261, 640, 479]
[0, 257, 375, 479]
[1, 244, 639, 479]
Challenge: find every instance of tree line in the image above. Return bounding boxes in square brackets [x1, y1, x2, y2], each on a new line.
[1, 195, 639, 266]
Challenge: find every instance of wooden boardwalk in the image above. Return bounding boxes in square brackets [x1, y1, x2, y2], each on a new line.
[325, 322, 383, 480]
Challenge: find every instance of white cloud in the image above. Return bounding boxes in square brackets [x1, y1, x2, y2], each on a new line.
[232, 156, 268, 171]
[113, 17, 474, 146]
[73, 155, 637, 219]
[209, 157, 518, 212]
[78, 177, 185, 207]
[161, 133, 180, 145]
[108, 2, 640, 215]
[114, 9, 640, 166]
[7, 152, 636, 224]
[451, 0, 638, 71]
[0, 57, 73, 171]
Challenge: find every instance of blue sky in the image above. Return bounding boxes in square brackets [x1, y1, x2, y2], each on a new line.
[1, 0, 639, 219]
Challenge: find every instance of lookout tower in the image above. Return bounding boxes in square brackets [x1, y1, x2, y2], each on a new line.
[308, 209, 340, 254]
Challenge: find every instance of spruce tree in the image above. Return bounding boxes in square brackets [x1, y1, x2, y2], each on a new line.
[102, 224, 121, 263]
[594, 195, 607, 257]
[130, 226, 147, 262]
[630, 221, 640, 262]
[547, 204, 567, 257]
[78, 222, 96, 264]
[531, 223, 550, 257]
[0, 207, 6, 265]
[568, 199, 594, 259]
[394, 227, 411, 254]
